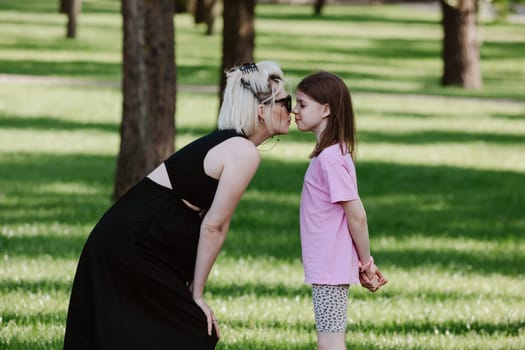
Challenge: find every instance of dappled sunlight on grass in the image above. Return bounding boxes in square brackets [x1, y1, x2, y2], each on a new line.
[0, 256, 77, 282]
[359, 142, 525, 171]
[0, 84, 121, 124]
[1, 2, 524, 349]
[1, 2, 524, 99]
[0, 130, 119, 154]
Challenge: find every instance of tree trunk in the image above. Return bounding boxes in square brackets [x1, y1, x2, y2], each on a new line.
[66, 0, 81, 38]
[114, 0, 176, 200]
[174, 0, 190, 13]
[441, 0, 482, 89]
[204, 0, 218, 36]
[219, 0, 255, 104]
[59, 0, 68, 14]
[314, 0, 326, 15]
[194, 0, 218, 35]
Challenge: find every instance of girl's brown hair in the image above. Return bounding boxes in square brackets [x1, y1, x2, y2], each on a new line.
[297, 71, 356, 159]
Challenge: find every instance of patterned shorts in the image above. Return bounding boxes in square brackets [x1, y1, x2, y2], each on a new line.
[312, 284, 349, 333]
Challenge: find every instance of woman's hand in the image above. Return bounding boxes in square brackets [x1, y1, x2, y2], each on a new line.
[193, 295, 221, 338]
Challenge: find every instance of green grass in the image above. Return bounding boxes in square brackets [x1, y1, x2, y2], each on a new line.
[1, 1, 525, 99]
[1, 1, 524, 349]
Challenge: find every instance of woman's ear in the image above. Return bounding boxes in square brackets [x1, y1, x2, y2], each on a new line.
[257, 104, 266, 123]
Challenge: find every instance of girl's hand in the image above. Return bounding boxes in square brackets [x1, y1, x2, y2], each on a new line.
[359, 270, 379, 292]
[193, 296, 221, 338]
[359, 263, 387, 292]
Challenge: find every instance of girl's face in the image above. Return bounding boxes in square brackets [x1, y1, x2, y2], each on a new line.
[293, 90, 329, 139]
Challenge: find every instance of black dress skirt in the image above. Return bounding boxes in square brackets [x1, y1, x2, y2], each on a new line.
[63, 178, 219, 349]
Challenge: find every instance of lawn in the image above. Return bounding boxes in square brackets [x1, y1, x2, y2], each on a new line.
[0, 1, 524, 349]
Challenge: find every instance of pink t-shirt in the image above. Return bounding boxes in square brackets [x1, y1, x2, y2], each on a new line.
[300, 144, 360, 285]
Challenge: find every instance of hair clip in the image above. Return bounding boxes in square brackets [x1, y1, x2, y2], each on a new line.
[239, 62, 258, 75]
[240, 78, 252, 90]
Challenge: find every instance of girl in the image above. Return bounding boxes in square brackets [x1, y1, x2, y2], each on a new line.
[293, 71, 386, 350]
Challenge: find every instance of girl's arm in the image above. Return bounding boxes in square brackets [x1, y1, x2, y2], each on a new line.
[341, 199, 371, 264]
[341, 199, 387, 291]
[192, 137, 260, 336]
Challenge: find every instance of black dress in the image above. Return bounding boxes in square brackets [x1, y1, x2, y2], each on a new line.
[64, 129, 245, 349]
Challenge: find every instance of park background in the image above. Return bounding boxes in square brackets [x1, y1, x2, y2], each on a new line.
[0, 0, 524, 349]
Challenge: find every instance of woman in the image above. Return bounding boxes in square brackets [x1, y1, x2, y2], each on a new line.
[63, 61, 292, 349]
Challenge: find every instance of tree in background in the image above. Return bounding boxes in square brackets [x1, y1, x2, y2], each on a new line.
[194, 0, 218, 35]
[314, 0, 326, 15]
[219, 0, 255, 103]
[113, 0, 176, 200]
[60, 0, 82, 38]
[440, 0, 482, 88]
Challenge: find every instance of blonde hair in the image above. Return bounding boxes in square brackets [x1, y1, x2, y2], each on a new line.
[218, 61, 285, 136]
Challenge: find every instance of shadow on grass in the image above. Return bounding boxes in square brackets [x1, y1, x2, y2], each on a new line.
[0, 0, 59, 13]
[0, 59, 121, 79]
[1, 44, 523, 101]
[0, 233, 90, 260]
[224, 158, 524, 275]
[10, 113, 523, 146]
[1, 310, 522, 350]
[368, 319, 525, 336]
[4, 275, 524, 306]
[6, 307, 521, 337]
[359, 129, 525, 144]
[491, 112, 525, 120]
[1, 139, 523, 274]
[208, 281, 525, 303]
[1, 279, 72, 295]
[0, 0, 118, 14]
[0, 152, 115, 189]
[0, 60, 220, 87]
[0, 114, 118, 133]
[222, 318, 524, 337]
[0, 34, 120, 52]
[281, 128, 525, 145]
[0, 340, 64, 350]
[483, 41, 525, 59]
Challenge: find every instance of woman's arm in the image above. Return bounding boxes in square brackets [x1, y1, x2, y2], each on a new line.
[191, 137, 260, 334]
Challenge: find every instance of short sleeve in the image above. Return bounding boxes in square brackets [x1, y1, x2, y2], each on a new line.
[321, 156, 359, 204]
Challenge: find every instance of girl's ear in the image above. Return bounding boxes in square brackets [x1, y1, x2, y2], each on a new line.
[322, 103, 331, 119]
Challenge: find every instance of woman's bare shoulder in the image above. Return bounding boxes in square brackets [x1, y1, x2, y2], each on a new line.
[220, 136, 260, 162]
